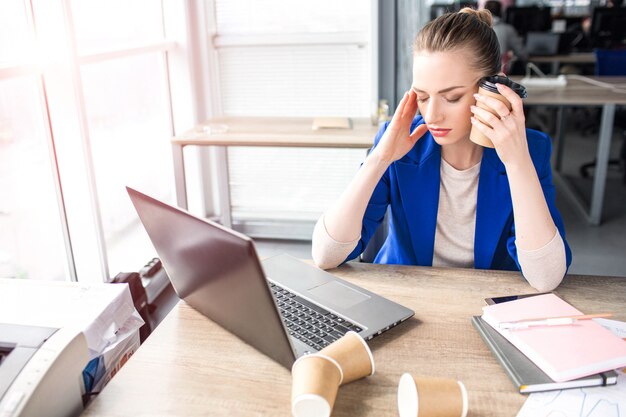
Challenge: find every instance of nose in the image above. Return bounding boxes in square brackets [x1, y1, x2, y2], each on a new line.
[422, 99, 443, 125]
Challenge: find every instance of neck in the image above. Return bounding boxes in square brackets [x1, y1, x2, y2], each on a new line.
[441, 139, 483, 170]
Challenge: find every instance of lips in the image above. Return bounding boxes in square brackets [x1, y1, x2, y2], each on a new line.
[428, 127, 452, 137]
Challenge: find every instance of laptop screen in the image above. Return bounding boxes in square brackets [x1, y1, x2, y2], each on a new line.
[126, 186, 297, 368]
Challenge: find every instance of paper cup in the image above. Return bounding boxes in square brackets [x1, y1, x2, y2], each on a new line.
[397, 373, 468, 417]
[469, 86, 512, 148]
[319, 330, 375, 385]
[469, 75, 527, 148]
[291, 354, 343, 417]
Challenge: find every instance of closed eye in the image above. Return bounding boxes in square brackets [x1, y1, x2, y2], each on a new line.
[417, 97, 429, 103]
[446, 96, 462, 103]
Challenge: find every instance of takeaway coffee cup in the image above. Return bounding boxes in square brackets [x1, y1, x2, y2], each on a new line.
[319, 331, 375, 385]
[397, 373, 469, 417]
[291, 354, 343, 417]
[470, 75, 528, 148]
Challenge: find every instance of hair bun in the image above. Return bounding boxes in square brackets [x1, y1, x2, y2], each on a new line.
[459, 7, 493, 28]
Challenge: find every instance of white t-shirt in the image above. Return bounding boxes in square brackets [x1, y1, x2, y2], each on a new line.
[311, 158, 567, 291]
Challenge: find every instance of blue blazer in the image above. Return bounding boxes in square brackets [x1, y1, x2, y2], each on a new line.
[345, 116, 572, 272]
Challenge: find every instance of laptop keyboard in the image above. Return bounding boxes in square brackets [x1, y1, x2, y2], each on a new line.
[269, 282, 363, 351]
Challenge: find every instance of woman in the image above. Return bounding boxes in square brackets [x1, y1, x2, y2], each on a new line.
[312, 8, 572, 291]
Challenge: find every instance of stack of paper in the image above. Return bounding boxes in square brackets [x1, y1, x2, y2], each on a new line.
[481, 293, 626, 383]
[0, 278, 144, 393]
[472, 316, 618, 393]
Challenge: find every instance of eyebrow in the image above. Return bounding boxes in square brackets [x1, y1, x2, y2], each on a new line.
[412, 85, 467, 94]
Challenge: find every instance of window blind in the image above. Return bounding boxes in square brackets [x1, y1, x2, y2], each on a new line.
[212, 0, 375, 239]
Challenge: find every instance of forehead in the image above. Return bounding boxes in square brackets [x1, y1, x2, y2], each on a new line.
[412, 51, 481, 92]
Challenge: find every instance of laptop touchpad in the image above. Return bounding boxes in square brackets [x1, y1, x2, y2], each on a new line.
[308, 281, 370, 309]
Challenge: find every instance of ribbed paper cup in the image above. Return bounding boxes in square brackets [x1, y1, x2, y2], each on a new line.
[470, 75, 527, 149]
[469, 86, 512, 148]
[291, 354, 343, 417]
[397, 373, 468, 417]
[319, 330, 375, 385]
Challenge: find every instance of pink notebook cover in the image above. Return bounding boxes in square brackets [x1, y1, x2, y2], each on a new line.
[481, 293, 626, 382]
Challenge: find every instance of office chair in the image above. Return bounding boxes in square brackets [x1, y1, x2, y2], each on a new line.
[594, 48, 626, 76]
[579, 49, 626, 184]
[360, 209, 389, 263]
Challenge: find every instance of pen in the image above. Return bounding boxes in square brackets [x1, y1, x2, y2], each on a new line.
[498, 313, 613, 330]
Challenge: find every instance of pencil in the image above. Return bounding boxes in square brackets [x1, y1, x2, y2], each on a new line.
[498, 313, 613, 330]
[507, 313, 613, 324]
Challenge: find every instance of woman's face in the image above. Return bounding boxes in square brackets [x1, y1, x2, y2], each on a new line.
[411, 51, 483, 147]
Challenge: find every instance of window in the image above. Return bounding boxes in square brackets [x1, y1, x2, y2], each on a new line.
[0, 1, 68, 280]
[209, 0, 377, 239]
[0, 0, 196, 282]
[0, 75, 69, 280]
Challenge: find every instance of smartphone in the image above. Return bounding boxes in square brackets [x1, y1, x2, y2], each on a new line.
[484, 292, 553, 305]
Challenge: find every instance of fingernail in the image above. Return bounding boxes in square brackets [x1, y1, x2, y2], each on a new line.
[473, 93, 481, 99]
[470, 117, 476, 123]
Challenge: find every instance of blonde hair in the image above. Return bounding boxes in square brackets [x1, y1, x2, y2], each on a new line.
[413, 8, 500, 76]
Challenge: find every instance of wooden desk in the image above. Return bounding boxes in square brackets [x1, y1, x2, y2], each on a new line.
[171, 117, 378, 227]
[528, 53, 595, 74]
[82, 263, 626, 417]
[515, 75, 626, 225]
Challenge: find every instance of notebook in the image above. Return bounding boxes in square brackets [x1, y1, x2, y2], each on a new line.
[472, 316, 618, 393]
[481, 293, 626, 382]
[126, 187, 414, 369]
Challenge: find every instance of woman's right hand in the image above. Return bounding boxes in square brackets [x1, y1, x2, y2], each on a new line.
[372, 90, 428, 164]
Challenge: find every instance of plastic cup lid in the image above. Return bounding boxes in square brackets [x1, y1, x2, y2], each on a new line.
[478, 75, 527, 98]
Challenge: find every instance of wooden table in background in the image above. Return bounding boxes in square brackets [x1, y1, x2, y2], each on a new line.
[171, 117, 379, 227]
[82, 263, 626, 417]
[528, 52, 596, 74]
[515, 75, 626, 225]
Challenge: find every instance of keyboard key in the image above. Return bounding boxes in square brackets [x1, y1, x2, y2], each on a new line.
[334, 324, 350, 334]
[273, 283, 357, 347]
[330, 330, 345, 339]
[293, 295, 331, 316]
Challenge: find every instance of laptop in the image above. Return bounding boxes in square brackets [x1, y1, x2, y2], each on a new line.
[525, 32, 560, 56]
[126, 187, 414, 368]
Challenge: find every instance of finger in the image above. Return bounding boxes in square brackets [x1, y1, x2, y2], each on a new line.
[473, 93, 510, 118]
[402, 90, 418, 119]
[470, 116, 493, 134]
[409, 123, 428, 142]
[496, 83, 524, 115]
[470, 116, 498, 142]
[470, 105, 504, 127]
[391, 92, 409, 123]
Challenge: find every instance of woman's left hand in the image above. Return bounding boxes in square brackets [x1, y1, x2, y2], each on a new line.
[469, 83, 531, 170]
